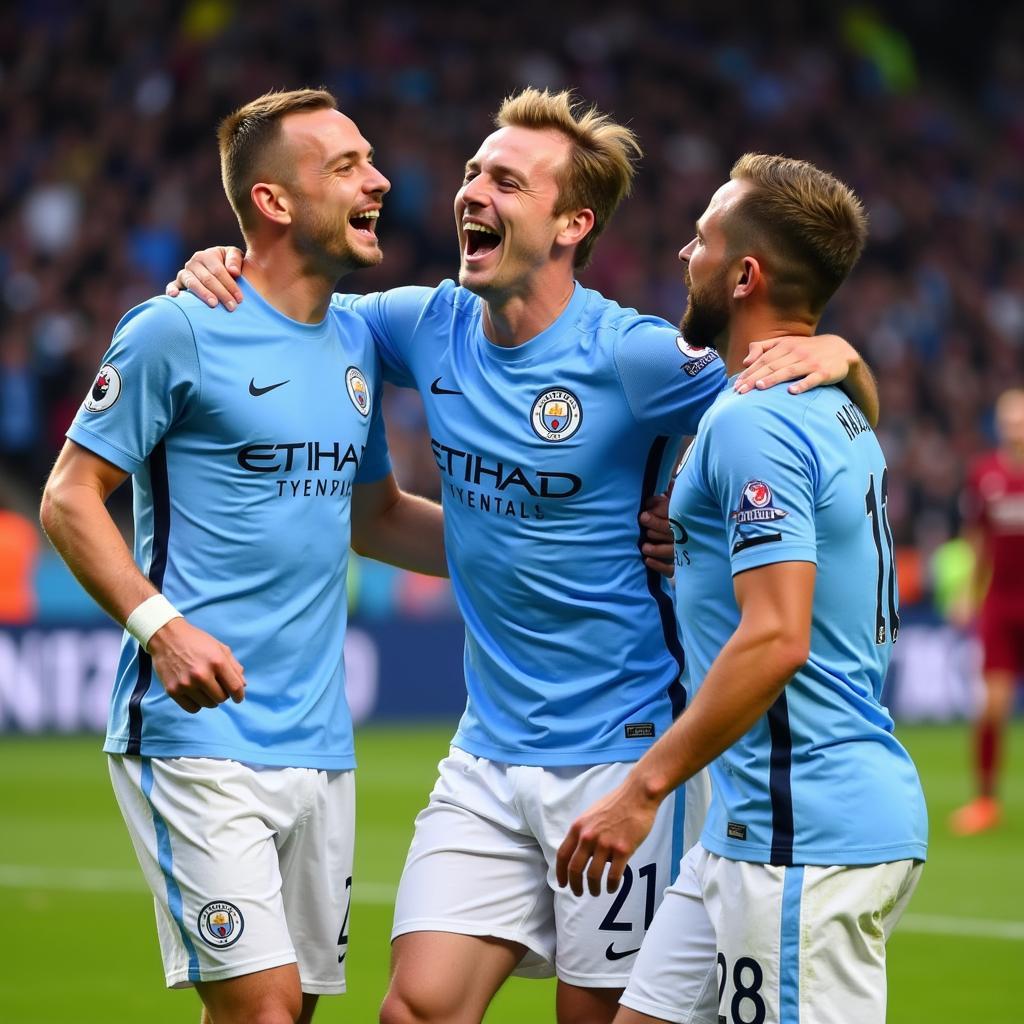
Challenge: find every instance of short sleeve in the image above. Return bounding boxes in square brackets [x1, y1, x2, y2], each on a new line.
[612, 320, 727, 436]
[333, 287, 435, 389]
[703, 397, 819, 575]
[66, 297, 200, 474]
[355, 375, 393, 484]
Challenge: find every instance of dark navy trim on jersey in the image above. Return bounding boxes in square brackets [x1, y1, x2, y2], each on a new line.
[731, 532, 782, 556]
[640, 436, 687, 717]
[767, 691, 795, 865]
[127, 441, 170, 755]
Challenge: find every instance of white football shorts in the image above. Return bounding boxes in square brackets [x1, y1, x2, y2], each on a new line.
[109, 755, 355, 993]
[392, 746, 711, 988]
[621, 842, 923, 1024]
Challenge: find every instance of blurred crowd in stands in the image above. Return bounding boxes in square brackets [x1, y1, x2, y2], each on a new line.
[1, 0, 1023, 620]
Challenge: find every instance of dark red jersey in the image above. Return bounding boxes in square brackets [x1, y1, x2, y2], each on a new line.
[965, 451, 1024, 600]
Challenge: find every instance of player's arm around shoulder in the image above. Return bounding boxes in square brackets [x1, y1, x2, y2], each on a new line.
[612, 316, 727, 435]
[344, 285, 443, 385]
[736, 334, 880, 427]
[351, 473, 447, 577]
[166, 245, 244, 309]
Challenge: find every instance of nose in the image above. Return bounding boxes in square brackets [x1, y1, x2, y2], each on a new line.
[679, 238, 696, 263]
[366, 165, 391, 195]
[459, 174, 488, 208]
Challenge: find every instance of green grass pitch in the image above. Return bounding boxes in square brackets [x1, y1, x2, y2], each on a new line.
[1, 723, 1020, 1022]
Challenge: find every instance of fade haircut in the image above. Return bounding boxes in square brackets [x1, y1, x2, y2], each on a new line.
[218, 88, 337, 235]
[726, 153, 868, 315]
[495, 88, 641, 269]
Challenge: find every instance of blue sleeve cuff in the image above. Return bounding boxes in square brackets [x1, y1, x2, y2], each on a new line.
[66, 423, 143, 474]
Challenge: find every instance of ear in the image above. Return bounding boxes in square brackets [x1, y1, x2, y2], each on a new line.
[733, 256, 761, 299]
[556, 207, 596, 250]
[250, 182, 293, 227]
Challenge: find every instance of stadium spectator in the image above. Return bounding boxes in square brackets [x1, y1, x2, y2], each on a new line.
[951, 388, 1024, 835]
[2, 3, 1023, 590]
[39, 89, 444, 1024]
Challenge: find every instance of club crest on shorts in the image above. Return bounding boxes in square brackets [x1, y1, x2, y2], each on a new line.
[731, 480, 789, 524]
[84, 363, 122, 413]
[198, 901, 244, 948]
[530, 388, 582, 442]
[345, 366, 371, 417]
[675, 336, 719, 376]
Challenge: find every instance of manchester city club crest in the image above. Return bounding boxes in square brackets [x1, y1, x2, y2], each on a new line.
[731, 479, 789, 524]
[345, 366, 371, 417]
[198, 900, 244, 948]
[83, 363, 122, 413]
[674, 336, 719, 377]
[530, 387, 582, 443]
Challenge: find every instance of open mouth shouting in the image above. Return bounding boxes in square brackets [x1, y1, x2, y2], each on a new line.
[463, 220, 503, 264]
[349, 208, 380, 242]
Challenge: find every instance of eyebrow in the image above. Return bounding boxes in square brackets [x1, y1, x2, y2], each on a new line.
[326, 147, 374, 167]
[464, 159, 525, 183]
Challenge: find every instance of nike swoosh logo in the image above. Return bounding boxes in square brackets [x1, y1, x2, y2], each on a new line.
[249, 378, 290, 396]
[430, 376, 463, 396]
[605, 943, 641, 961]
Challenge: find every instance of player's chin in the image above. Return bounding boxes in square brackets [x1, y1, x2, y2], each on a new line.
[353, 248, 384, 269]
[347, 238, 384, 269]
[457, 261, 495, 293]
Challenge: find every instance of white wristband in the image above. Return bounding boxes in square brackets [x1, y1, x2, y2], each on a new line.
[125, 594, 183, 653]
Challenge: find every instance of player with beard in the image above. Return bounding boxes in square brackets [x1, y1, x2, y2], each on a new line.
[558, 154, 927, 1024]
[168, 91, 879, 1024]
[40, 90, 446, 1024]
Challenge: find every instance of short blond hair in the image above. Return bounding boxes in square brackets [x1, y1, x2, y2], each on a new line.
[218, 88, 337, 234]
[727, 153, 868, 315]
[495, 88, 641, 269]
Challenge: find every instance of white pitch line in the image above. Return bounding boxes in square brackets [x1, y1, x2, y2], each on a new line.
[2, 866, 1022, 939]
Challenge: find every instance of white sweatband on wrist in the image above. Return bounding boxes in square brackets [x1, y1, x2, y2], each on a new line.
[125, 594, 183, 653]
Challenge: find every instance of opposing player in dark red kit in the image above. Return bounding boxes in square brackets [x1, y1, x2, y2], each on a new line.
[952, 388, 1024, 835]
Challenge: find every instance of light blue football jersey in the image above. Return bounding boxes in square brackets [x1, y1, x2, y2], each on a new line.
[669, 378, 928, 865]
[334, 281, 725, 766]
[68, 278, 391, 770]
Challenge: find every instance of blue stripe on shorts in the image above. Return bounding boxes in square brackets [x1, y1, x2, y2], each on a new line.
[779, 864, 804, 1024]
[141, 758, 201, 982]
[670, 786, 686, 883]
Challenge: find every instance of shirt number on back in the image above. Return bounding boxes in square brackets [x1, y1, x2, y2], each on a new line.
[864, 469, 900, 645]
